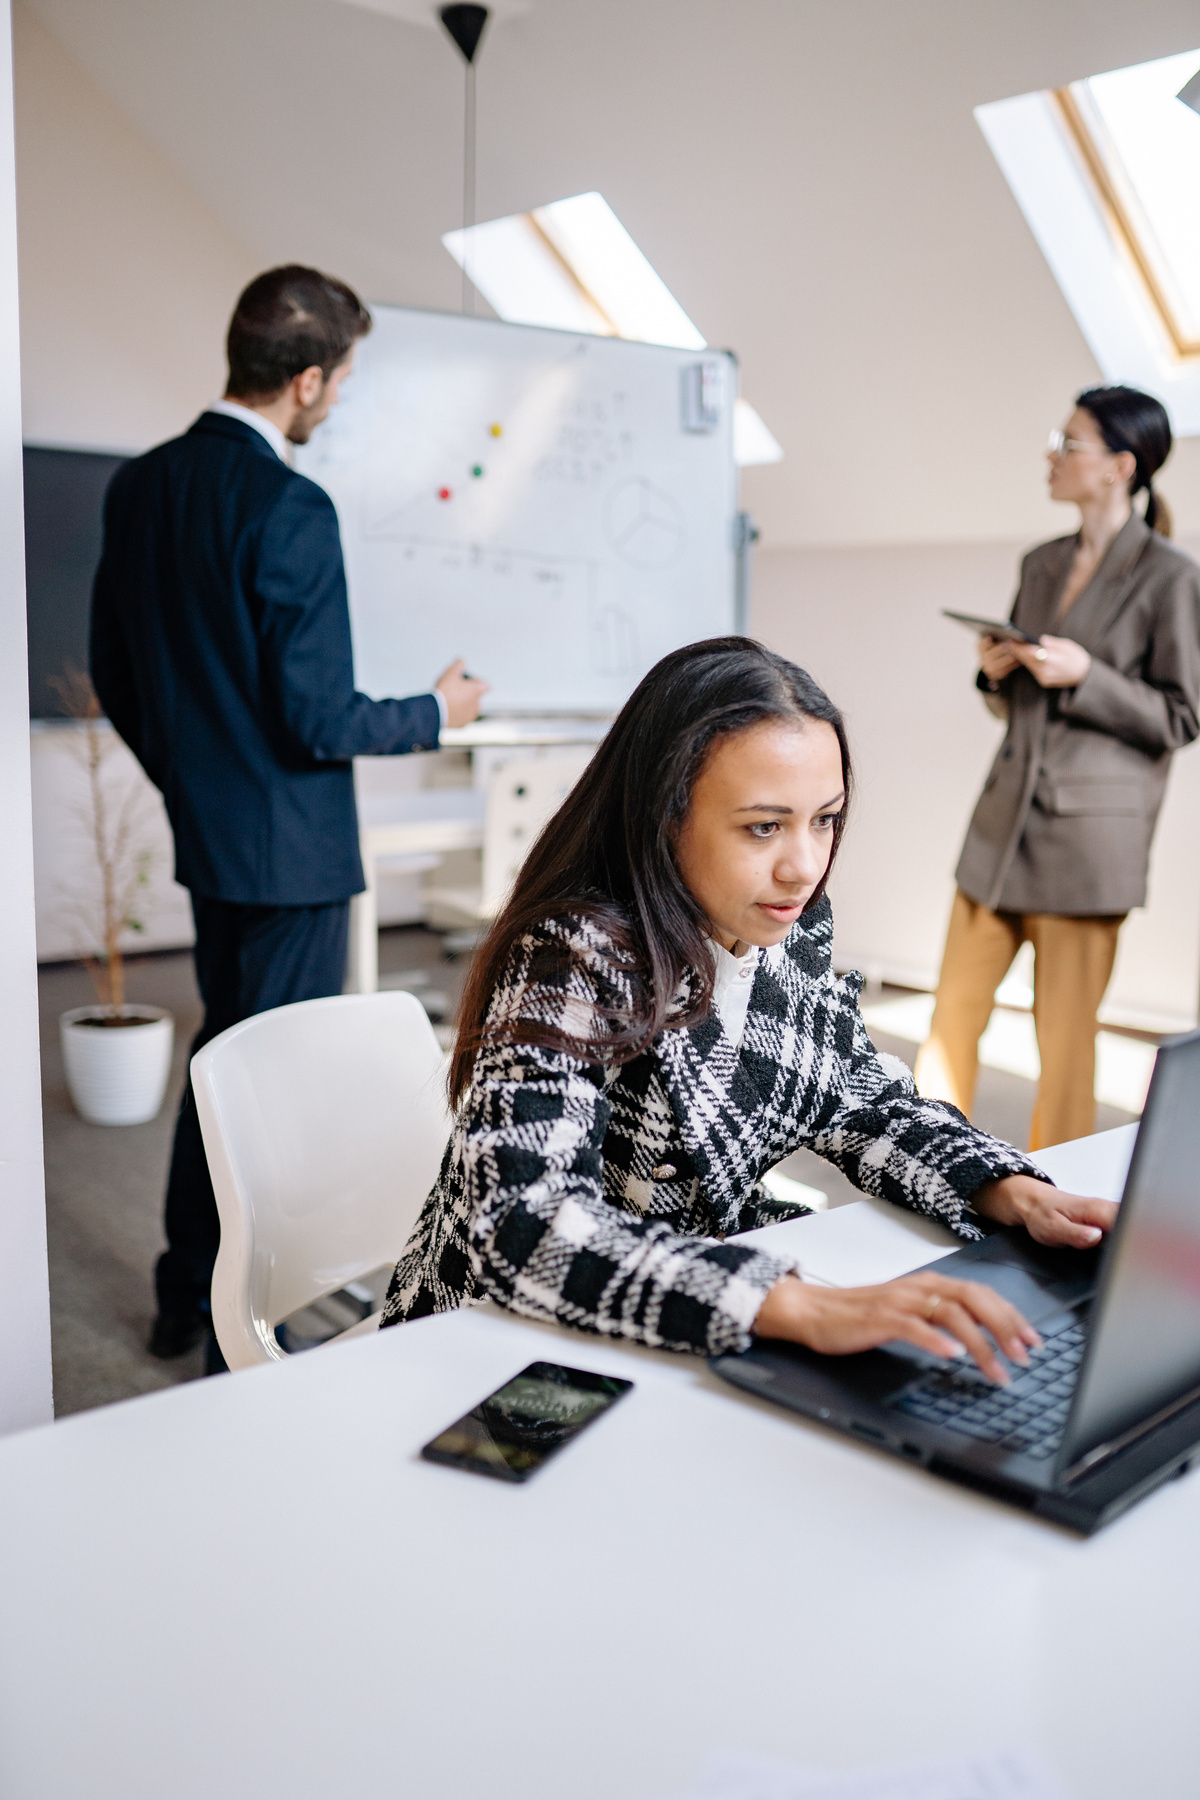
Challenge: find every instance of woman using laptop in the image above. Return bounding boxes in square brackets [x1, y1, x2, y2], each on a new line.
[382, 639, 1114, 1380]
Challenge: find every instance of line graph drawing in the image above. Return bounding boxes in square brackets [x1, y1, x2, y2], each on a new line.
[345, 535, 598, 707]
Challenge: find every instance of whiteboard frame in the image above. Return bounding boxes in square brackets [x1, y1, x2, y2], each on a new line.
[297, 305, 741, 717]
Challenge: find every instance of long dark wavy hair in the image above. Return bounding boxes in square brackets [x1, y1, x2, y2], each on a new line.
[449, 637, 852, 1107]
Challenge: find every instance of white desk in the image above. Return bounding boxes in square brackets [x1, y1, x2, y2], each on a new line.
[439, 717, 612, 750]
[350, 788, 486, 993]
[1, 1126, 1196, 1800]
[350, 721, 610, 993]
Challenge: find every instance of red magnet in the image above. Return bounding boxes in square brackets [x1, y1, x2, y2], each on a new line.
[438, 486, 452, 500]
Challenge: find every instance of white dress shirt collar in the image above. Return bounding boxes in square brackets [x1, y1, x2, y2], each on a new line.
[706, 938, 759, 1049]
[208, 398, 290, 464]
[704, 937, 790, 1048]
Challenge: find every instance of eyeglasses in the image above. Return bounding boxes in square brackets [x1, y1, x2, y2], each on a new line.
[1047, 429, 1105, 459]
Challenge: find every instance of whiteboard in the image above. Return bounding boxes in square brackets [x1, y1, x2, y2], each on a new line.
[295, 307, 738, 713]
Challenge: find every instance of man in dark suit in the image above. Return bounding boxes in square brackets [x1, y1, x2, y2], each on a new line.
[91, 265, 487, 1371]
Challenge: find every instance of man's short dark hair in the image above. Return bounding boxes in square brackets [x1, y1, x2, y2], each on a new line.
[225, 266, 372, 400]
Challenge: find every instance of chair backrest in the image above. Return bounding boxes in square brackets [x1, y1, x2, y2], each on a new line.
[481, 750, 594, 915]
[193, 992, 451, 1369]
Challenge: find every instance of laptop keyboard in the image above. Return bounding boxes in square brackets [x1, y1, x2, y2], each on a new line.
[891, 1317, 1087, 1460]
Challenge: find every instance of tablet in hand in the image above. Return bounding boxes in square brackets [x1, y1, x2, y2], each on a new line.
[942, 610, 1037, 644]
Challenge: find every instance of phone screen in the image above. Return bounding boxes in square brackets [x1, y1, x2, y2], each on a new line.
[420, 1360, 633, 1483]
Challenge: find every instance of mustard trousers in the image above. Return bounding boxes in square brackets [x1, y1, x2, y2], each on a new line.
[913, 890, 1124, 1152]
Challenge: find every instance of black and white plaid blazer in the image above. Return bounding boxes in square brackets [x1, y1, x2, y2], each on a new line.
[380, 898, 1042, 1355]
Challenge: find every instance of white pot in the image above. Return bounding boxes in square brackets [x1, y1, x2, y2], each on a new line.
[60, 1005, 175, 1126]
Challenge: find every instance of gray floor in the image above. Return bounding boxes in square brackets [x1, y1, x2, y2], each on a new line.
[39, 936, 1139, 1419]
[39, 925, 470, 1418]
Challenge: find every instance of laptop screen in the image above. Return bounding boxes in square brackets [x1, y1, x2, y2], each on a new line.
[1060, 1028, 1200, 1475]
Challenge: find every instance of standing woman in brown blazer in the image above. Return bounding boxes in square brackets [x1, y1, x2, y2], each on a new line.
[916, 386, 1200, 1149]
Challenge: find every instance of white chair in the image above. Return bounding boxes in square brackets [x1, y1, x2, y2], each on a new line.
[192, 992, 451, 1370]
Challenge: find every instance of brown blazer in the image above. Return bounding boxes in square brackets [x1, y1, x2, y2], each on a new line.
[955, 514, 1200, 916]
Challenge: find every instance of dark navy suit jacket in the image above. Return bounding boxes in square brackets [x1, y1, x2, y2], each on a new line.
[90, 411, 440, 906]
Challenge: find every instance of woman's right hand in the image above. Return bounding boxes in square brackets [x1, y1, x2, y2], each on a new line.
[978, 633, 1020, 683]
[752, 1271, 1041, 1385]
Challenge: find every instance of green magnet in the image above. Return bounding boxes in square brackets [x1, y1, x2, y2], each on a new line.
[471, 464, 484, 478]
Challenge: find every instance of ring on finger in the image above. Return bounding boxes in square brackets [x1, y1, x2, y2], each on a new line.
[924, 1293, 943, 1319]
[1035, 648, 1048, 663]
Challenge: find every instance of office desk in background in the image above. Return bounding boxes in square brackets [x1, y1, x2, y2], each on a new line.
[350, 785, 486, 993]
[0, 1125, 1193, 1800]
[349, 717, 610, 993]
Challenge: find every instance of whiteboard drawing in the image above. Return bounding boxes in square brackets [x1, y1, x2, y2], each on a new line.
[296, 307, 737, 714]
[602, 476, 686, 569]
[589, 602, 639, 676]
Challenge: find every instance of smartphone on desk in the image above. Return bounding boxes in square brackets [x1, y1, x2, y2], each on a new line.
[421, 1361, 633, 1483]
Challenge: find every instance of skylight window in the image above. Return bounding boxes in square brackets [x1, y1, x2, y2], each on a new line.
[732, 400, 783, 466]
[444, 192, 783, 464]
[976, 51, 1200, 432]
[1058, 50, 1200, 355]
[444, 192, 705, 349]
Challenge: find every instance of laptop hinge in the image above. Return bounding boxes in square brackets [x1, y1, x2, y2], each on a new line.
[1062, 1379, 1200, 1484]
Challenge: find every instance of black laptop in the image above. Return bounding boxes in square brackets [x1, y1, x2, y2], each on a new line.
[712, 1028, 1200, 1533]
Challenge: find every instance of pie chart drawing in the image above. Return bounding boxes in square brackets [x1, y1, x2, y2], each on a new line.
[602, 477, 686, 569]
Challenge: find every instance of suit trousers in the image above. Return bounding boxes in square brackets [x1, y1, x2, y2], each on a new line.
[913, 889, 1124, 1152]
[156, 895, 350, 1323]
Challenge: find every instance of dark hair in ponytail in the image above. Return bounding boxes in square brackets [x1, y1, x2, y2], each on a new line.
[448, 638, 852, 1107]
[1076, 385, 1173, 536]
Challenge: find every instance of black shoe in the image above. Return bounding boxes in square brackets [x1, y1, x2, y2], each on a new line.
[148, 1312, 206, 1359]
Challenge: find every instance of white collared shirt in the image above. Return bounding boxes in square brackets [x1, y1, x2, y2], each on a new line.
[707, 938, 760, 1048]
[206, 398, 447, 731]
[208, 398, 291, 463]
[706, 937, 790, 1047]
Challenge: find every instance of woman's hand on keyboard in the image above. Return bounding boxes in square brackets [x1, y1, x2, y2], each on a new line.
[752, 1272, 1041, 1384]
[971, 1175, 1118, 1249]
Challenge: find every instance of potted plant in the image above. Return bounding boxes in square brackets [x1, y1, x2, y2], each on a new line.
[51, 670, 175, 1126]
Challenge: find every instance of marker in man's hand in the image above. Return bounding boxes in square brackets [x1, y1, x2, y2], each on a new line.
[435, 657, 490, 729]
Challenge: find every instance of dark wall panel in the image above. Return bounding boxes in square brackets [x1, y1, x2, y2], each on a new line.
[25, 445, 127, 719]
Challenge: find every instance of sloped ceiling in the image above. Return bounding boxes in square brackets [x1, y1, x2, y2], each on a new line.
[21, 0, 1200, 544]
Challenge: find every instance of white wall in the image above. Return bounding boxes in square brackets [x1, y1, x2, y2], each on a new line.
[13, 1, 256, 451]
[752, 540, 1200, 1034]
[12, 1, 259, 977]
[0, 0, 53, 1434]
[30, 723, 194, 961]
[12, 0, 1200, 1037]
[30, 727, 438, 963]
[20, 0, 1200, 541]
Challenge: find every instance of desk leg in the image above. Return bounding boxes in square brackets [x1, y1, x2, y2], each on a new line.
[348, 845, 379, 994]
